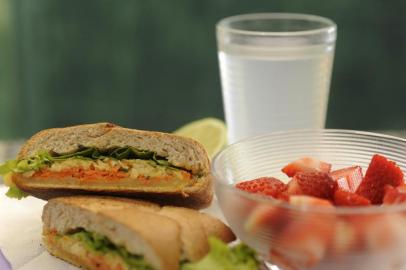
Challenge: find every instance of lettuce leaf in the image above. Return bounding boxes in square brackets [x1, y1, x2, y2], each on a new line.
[0, 151, 53, 175]
[181, 237, 260, 270]
[71, 230, 154, 270]
[63, 230, 259, 270]
[5, 185, 28, 199]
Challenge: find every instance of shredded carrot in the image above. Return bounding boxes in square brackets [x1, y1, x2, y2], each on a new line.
[33, 166, 193, 183]
[33, 166, 128, 181]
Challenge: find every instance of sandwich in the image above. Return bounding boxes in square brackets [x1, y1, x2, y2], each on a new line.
[42, 196, 238, 270]
[0, 123, 212, 208]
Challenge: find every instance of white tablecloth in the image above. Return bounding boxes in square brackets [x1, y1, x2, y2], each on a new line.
[0, 186, 225, 270]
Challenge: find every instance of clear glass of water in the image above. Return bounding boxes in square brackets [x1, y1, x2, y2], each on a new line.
[216, 13, 337, 143]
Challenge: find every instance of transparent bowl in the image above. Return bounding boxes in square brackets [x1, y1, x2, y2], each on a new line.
[212, 130, 406, 270]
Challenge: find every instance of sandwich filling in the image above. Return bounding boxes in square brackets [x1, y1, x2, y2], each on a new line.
[46, 229, 154, 270]
[45, 229, 260, 270]
[1, 147, 199, 198]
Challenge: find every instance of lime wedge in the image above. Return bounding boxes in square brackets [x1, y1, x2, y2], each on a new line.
[174, 118, 227, 159]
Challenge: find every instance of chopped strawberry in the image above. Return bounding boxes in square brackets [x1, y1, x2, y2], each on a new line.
[269, 249, 298, 270]
[383, 184, 406, 204]
[271, 197, 335, 269]
[287, 171, 335, 199]
[276, 190, 290, 201]
[333, 190, 371, 207]
[335, 178, 350, 192]
[245, 205, 288, 234]
[289, 195, 334, 207]
[282, 157, 332, 177]
[329, 220, 360, 255]
[235, 177, 287, 198]
[347, 214, 406, 252]
[356, 154, 404, 204]
[331, 166, 363, 193]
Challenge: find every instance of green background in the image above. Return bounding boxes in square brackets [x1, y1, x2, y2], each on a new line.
[0, 0, 405, 139]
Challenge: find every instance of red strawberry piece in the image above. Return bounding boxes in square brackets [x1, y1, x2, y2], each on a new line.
[287, 171, 335, 199]
[282, 157, 332, 177]
[335, 178, 350, 192]
[346, 213, 406, 252]
[331, 166, 363, 193]
[272, 196, 335, 269]
[356, 154, 404, 204]
[333, 189, 371, 207]
[383, 184, 406, 204]
[289, 195, 334, 207]
[245, 205, 288, 234]
[269, 249, 298, 270]
[276, 190, 290, 201]
[236, 177, 287, 198]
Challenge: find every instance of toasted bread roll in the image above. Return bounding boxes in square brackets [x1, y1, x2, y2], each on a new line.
[11, 122, 213, 208]
[42, 196, 236, 270]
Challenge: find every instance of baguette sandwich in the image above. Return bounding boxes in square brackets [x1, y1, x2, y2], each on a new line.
[42, 196, 236, 270]
[0, 123, 212, 208]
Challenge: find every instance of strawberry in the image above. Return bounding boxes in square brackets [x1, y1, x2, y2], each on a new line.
[289, 195, 334, 207]
[347, 213, 406, 252]
[335, 178, 351, 193]
[330, 220, 359, 255]
[245, 205, 288, 234]
[383, 184, 406, 204]
[272, 196, 335, 269]
[331, 166, 363, 193]
[282, 157, 332, 177]
[333, 189, 371, 207]
[356, 154, 404, 204]
[236, 177, 287, 198]
[287, 171, 335, 199]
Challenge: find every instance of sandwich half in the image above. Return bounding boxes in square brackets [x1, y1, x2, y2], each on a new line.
[2, 122, 213, 208]
[42, 196, 236, 270]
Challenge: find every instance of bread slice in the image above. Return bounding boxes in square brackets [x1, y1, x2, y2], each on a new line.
[12, 122, 213, 209]
[42, 196, 236, 270]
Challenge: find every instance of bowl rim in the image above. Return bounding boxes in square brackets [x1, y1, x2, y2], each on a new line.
[212, 129, 406, 215]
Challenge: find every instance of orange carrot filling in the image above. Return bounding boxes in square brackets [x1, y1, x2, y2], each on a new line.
[33, 166, 128, 181]
[32, 166, 193, 182]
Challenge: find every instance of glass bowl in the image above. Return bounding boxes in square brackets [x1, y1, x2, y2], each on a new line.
[212, 129, 406, 270]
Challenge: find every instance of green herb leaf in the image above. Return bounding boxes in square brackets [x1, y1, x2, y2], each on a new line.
[71, 230, 154, 270]
[5, 186, 28, 199]
[0, 160, 18, 175]
[181, 237, 260, 270]
[0, 151, 53, 175]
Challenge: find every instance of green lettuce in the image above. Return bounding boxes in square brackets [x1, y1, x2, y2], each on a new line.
[5, 185, 28, 199]
[181, 237, 260, 270]
[71, 230, 154, 270]
[0, 151, 53, 175]
[64, 230, 259, 270]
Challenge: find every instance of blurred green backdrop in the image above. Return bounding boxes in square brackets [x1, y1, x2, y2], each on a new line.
[0, 0, 405, 139]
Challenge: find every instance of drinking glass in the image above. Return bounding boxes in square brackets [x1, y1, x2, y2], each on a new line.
[216, 13, 337, 143]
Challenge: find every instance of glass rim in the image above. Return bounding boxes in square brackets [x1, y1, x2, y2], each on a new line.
[212, 129, 406, 215]
[216, 13, 336, 38]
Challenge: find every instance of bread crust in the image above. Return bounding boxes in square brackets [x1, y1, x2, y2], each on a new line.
[43, 196, 182, 270]
[13, 123, 213, 209]
[13, 173, 212, 209]
[18, 122, 210, 174]
[42, 196, 236, 266]
[43, 234, 90, 269]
